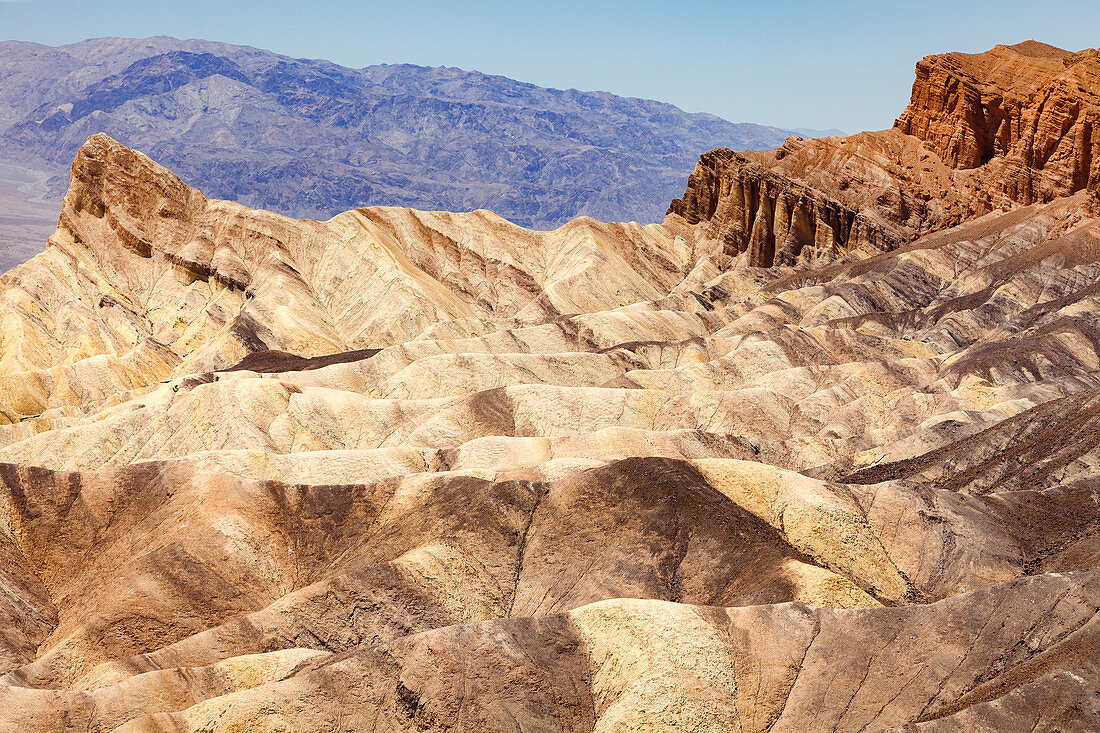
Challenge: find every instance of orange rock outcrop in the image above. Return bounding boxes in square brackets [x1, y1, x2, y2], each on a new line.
[896, 40, 1100, 201]
[669, 41, 1100, 267]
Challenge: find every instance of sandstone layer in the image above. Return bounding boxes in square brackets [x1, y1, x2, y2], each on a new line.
[1, 42, 1100, 732]
[896, 41, 1100, 201]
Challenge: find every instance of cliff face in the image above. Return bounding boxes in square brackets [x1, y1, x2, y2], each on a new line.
[895, 41, 1100, 202]
[671, 41, 1100, 265]
[667, 131, 997, 266]
[668, 145, 899, 267]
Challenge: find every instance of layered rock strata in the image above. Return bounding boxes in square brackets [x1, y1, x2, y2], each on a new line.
[896, 40, 1100, 201]
[670, 41, 1100, 268]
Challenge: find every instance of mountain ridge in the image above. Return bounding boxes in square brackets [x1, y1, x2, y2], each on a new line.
[0, 35, 829, 272]
[668, 40, 1100, 269]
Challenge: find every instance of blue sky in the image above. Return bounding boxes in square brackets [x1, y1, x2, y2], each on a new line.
[1, 0, 1098, 132]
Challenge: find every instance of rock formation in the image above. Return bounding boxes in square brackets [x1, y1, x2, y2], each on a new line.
[670, 41, 1100, 267]
[896, 41, 1100, 201]
[0, 41, 1099, 731]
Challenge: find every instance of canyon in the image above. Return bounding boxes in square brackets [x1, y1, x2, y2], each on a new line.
[0, 40, 1098, 731]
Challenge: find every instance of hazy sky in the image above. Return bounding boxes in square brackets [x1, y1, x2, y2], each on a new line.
[2, 0, 1098, 132]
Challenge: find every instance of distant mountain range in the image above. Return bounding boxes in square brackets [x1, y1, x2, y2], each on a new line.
[0, 36, 839, 270]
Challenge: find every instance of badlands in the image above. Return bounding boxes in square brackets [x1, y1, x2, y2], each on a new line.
[0, 40, 1099, 731]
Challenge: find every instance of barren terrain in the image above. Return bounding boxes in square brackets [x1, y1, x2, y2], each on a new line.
[0, 41, 1098, 731]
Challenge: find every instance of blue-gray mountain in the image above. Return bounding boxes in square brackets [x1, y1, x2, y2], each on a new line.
[0, 36, 835, 271]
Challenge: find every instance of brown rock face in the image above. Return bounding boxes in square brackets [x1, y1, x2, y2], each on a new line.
[3, 43, 1100, 732]
[670, 41, 1100, 267]
[667, 129, 1002, 266]
[895, 41, 1100, 201]
[667, 145, 877, 267]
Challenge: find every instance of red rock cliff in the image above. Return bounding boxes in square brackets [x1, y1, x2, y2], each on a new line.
[895, 40, 1100, 202]
[670, 41, 1100, 267]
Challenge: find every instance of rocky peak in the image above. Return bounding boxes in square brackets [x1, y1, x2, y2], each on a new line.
[894, 41, 1100, 202]
[670, 41, 1100, 268]
[58, 133, 289, 292]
